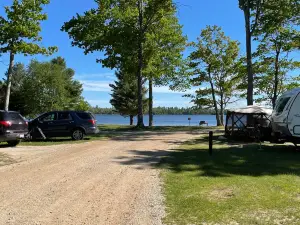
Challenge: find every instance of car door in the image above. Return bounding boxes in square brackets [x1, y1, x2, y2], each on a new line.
[56, 112, 75, 136]
[38, 112, 58, 137]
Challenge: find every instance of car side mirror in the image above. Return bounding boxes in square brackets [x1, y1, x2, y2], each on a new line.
[38, 118, 43, 123]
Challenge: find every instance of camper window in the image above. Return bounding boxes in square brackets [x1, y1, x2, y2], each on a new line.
[275, 97, 291, 115]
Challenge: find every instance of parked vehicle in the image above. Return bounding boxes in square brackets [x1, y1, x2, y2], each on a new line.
[271, 88, 300, 144]
[28, 111, 98, 140]
[0, 110, 28, 146]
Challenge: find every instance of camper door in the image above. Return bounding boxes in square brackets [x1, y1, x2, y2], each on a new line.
[288, 93, 300, 137]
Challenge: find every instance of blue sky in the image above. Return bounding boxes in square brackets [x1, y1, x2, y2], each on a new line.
[0, 0, 252, 108]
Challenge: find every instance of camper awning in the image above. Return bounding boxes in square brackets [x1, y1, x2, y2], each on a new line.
[227, 105, 273, 115]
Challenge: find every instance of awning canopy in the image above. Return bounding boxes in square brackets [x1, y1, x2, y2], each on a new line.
[227, 105, 272, 115]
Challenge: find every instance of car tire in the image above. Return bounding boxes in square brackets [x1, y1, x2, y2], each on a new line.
[72, 128, 84, 140]
[7, 140, 21, 147]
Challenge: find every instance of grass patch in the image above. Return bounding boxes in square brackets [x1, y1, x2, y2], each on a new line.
[0, 152, 16, 167]
[160, 135, 300, 225]
[20, 133, 113, 146]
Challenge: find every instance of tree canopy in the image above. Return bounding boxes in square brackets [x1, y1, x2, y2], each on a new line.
[188, 26, 241, 126]
[62, 0, 184, 127]
[0, 58, 89, 117]
[0, 0, 57, 110]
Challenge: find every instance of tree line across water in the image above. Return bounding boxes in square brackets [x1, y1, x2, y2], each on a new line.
[0, 0, 299, 126]
[90, 107, 216, 116]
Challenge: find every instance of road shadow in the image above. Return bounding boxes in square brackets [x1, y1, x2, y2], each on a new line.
[114, 149, 171, 170]
[106, 129, 217, 142]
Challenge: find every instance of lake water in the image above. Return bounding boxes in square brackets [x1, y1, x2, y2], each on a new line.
[95, 114, 218, 126]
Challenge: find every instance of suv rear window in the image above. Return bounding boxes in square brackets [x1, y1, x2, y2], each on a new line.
[1, 112, 24, 122]
[76, 112, 93, 120]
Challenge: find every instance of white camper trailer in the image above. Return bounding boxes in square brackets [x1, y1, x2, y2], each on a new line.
[271, 88, 300, 144]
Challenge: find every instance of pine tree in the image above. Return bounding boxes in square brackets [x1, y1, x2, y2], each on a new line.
[109, 71, 148, 126]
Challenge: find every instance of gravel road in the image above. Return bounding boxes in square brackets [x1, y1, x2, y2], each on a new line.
[0, 131, 200, 225]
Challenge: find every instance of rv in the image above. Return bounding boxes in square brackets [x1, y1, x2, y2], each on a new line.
[271, 88, 300, 144]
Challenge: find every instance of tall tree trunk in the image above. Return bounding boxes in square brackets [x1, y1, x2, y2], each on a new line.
[220, 94, 224, 126]
[137, 0, 144, 128]
[130, 115, 134, 126]
[149, 78, 153, 127]
[208, 66, 222, 126]
[4, 52, 15, 111]
[272, 50, 280, 109]
[244, 0, 254, 106]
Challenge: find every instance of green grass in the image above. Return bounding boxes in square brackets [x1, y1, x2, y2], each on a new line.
[19, 133, 113, 146]
[160, 134, 300, 225]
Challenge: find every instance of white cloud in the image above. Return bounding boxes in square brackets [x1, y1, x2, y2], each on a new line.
[87, 99, 111, 107]
[80, 79, 199, 94]
[153, 100, 193, 107]
[153, 86, 196, 94]
[80, 80, 112, 92]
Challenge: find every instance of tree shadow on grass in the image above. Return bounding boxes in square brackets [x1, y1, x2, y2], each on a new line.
[115, 136, 300, 176]
[160, 144, 300, 177]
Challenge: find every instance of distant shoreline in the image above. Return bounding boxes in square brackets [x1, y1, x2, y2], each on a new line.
[93, 113, 217, 116]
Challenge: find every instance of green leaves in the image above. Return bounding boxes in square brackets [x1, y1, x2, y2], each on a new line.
[0, 0, 57, 55]
[188, 26, 241, 124]
[253, 0, 299, 107]
[0, 58, 85, 117]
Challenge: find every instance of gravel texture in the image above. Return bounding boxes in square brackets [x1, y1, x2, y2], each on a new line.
[0, 131, 199, 225]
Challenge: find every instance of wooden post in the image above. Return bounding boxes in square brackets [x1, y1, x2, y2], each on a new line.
[209, 131, 213, 156]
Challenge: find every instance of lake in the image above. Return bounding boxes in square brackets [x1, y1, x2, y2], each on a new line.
[95, 114, 218, 126]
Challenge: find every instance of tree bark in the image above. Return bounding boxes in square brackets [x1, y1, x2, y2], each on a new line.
[149, 78, 153, 127]
[208, 66, 222, 126]
[220, 94, 224, 126]
[130, 115, 134, 126]
[244, 0, 254, 106]
[272, 50, 280, 109]
[4, 52, 15, 111]
[137, 0, 145, 128]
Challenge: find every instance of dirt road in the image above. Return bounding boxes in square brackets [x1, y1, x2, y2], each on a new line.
[0, 131, 199, 225]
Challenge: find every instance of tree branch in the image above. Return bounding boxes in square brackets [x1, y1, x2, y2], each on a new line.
[250, 0, 262, 35]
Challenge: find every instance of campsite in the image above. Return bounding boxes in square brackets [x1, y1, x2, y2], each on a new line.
[0, 0, 299, 225]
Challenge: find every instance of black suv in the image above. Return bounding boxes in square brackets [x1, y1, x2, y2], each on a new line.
[0, 110, 28, 146]
[28, 111, 98, 140]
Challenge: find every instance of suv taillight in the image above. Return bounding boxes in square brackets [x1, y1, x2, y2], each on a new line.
[88, 119, 96, 125]
[0, 121, 12, 127]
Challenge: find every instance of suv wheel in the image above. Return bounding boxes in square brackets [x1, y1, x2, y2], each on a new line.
[72, 129, 84, 140]
[7, 140, 21, 147]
